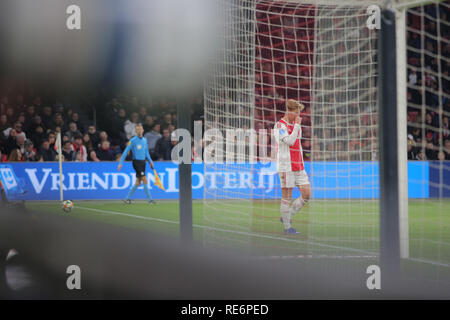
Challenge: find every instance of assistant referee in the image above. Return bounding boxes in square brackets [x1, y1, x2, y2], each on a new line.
[118, 124, 156, 204]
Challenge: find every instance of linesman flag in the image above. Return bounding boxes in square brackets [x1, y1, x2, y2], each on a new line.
[55, 132, 62, 156]
[153, 169, 165, 191]
[55, 132, 63, 201]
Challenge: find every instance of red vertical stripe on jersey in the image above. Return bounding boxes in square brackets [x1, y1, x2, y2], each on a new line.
[280, 119, 304, 171]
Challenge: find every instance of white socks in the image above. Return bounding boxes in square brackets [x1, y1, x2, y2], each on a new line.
[280, 198, 292, 229]
[289, 197, 307, 216]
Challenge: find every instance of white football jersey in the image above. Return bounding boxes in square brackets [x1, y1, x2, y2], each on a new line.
[273, 118, 304, 172]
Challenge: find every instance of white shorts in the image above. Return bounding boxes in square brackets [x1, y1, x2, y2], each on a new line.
[278, 170, 310, 188]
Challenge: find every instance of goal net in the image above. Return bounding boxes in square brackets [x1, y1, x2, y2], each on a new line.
[202, 0, 450, 282]
[403, 0, 450, 282]
[203, 0, 379, 259]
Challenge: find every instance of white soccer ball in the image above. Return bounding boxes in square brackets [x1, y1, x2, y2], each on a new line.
[62, 200, 74, 212]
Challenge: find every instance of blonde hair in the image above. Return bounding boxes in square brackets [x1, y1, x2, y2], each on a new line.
[286, 99, 305, 112]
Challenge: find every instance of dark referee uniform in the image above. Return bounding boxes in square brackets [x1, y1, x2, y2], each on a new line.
[119, 136, 153, 178]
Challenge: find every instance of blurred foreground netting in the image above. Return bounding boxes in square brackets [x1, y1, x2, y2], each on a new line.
[1, 203, 450, 299]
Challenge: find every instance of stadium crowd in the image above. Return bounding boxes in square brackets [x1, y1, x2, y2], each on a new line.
[0, 86, 203, 163]
[406, 3, 450, 160]
[0, 3, 448, 164]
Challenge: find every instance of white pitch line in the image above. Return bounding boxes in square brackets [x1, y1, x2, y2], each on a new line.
[78, 206, 180, 225]
[77, 205, 377, 256]
[77, 206, 450, 267]
[406, 257, 450, 268]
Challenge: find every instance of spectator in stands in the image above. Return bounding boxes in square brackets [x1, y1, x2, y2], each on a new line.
[143, 115, 154, 133]
[416, 150, 427, 161]
[407, 134, 418, 160]
[7, 148, 23, 162]
[4, 121, 27, 140]
[113, 108, 127, 132]
[145, 123, 162, 160]
[443, 116, 449, 141]
[191, 142, 200, 163]
[24, 105, 36, 128]
[74, 151, 85, 162]
[98, 131, 112, 149]
[170, 112, 178, 126]
[87, 124, 100, 148]
[353, 143, 362, 161]
[426, 84, 439, 108]
[39, 139, 56, 161]
[408, 69, 418, 86]
[65, 108, 73, 123]
[48, 131, 57, 150]
[154, 128, 173, 161]
[410, 127, 422, 143]
[62, 135, 70, 144]
[89, 149, 100, 162]
[16, 135, 26, 155]
[65, 122, 82, 142]
[124, 112, 139, 140]
[425, 142, 437, 160]
[444, 139, 450, 160]
[54, 104, 65, 118]
[30, 125, 45, 148]
[17, 113, 26, 127]
[70, 112, 84, 133]
[191, 97, 203, 122]
[437, 151, 446, 161]
[96, 140, 115, 161]
[109, 140, 122, 158]
[52, 113, 66, 132]
[4, 129, 18, 156]
[62, 141, 75, 161]
[23, 139, 37, 162]
[26, 115, 45, 137]
[311, 137, 323, 161]
[409, 30, 421, 49]
[161, 113, 173, 128]
[107, 97, 123, 116]
[72, 135, 87, 162]
[302, 140, 312, 162]
[139, 107, 148, 123]
[41, 106, 54, 130]
[83, 133, 94, 153]
[445, 100, 450, 114]
[107, 108, 128, 148]
[5, 107, 14, 124]
[170, 131, 178, 149]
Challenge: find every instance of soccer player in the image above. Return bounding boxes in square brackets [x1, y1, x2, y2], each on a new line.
[274, 99, 311, 234]
[118, 124, 156, 204]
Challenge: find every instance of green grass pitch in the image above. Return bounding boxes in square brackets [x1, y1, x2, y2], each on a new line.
[26, 199, 450, 282]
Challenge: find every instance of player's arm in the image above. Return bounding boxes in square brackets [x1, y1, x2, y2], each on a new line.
[278, 117, 301, 146]
[118, 139, 133, 171]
